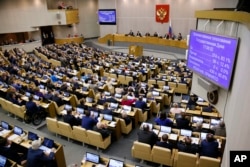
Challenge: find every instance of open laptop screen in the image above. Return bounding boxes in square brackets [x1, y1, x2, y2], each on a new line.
[0, 155, 7, 167]
[85, 152, 100, 164]
[110, 103, 118, 109]
[103, 114, 113, 121]
[108, 158, 124, 167]
[28, 131, 39, 141]
[192, 116, 203, 123]
[200, 132, 208, 140]
[141, 122, 153, 131]
[1, 121, 9, 130]
[123, 105, 131, 112]
[14, 126, 23, 136]
[76, 107, 84, 115]
[210, 119, 220, 126]
[42, 137, 54, 148]
[180, 129, 192, 137]
[160, 126, 171, 133]
[64, 104, 72, 111]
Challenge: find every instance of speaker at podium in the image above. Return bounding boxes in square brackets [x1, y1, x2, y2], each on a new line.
[129, 45, 143, 57]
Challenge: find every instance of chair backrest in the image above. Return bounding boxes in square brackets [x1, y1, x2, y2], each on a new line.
[72, 126, 89, 144]
[151, 146, 173, 166]
[46, 117, 59, 134]
[119, 118, 132, 134]
[57, 121, 73, 139]
[136, 108, 148, 123]
[175, 151, 198, 167]
[199, 156, 221, 167]
[133, 141, 151, 153]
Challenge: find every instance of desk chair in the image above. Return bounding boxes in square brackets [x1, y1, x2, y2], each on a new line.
[119, 118, 132, 135]
[72, 126, 90, 146]
[173, 151, 199, 167]
[46, 117, 59, 137]
[131, 141, 152, 162]
[57, 121, 74, 141]
[86, 130, 111, 150]
[198, 156, 221, 167]
[151, 146, 174, 166]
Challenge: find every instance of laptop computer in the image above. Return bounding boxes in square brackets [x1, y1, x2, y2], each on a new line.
[160, 126, 171, 133]
[76, 107, 84, 115]
[39, 85, 45, 89]
[110, 103, 119, 109]
[1, 121, 9, 130]
[141, 122, 153, 131]
[123, 105, 131, 112]
[86, 97, 93, 103]
[108, 158, 124, 167]
[152, 91, 160, 96]
[180, 129, 192, 137]
[25, 92, 31, 97]
[42, 137, 54, 148]
[115, 93, 122, 98]
[103, 114, 113, 121]
[163, 86, 170, 91]
[28, 131, 39, 141]
[64, 104, 72, 111]
[33, 95, 40, 101]
[14, 126, 23, 136]
[210, 118, 220, 126]
[192, 116, 204, 123]
[0, 155, 7, 167]
[104, 91, 111, 96]
[63, 92, 70, 97]
[91, 111, 99, 118]
[82, 87, 88, 91]
[85, 152, 100, 164]
[200, 132, 208, 140]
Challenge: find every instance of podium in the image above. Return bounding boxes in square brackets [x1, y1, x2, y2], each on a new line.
[129, 45, 143, 57]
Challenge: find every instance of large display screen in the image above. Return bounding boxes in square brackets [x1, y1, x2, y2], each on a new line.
[187, 30, 239, 90]
[98, 9, 116, 25]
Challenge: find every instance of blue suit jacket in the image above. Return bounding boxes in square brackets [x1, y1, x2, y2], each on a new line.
[81, 116, 98, 130]
[27, 148, 55, 167]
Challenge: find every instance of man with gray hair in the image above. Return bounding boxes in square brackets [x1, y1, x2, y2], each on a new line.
[27, 138, 56, 167]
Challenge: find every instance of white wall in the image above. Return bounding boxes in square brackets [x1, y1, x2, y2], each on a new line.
[99, 0, 237, 38]
[194, 15, 250, 167]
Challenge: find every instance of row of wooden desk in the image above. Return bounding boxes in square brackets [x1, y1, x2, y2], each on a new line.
[0, 122, 67, 167]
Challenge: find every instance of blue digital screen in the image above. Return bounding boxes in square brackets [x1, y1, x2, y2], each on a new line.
[98, 9, 116, 25]
[187, 30, 239, 90]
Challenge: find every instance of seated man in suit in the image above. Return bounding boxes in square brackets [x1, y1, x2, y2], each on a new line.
[25, 95, 40, 117]
[120, 112, 131, 125]
[51, 91, 64, 106]
[0, 137, 27, 166]
[156, 134, 173, 150]
[134, 96, 147, 111]
[81, 110, 98, 130]
[93, 122, 111, 139]
[200, 133, 219, 158]
[137, 124, 158, 148]
[176, 112, 191, 130]
[136, 30, 142, 37]
[63, 108, 81, 127]
[101, 102, 113, 115]
[177, 136, 199, 154]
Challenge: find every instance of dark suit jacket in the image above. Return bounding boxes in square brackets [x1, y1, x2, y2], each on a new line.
[93, 126, 111, 139]
[156, 141, 173, 150]
[81, 116, 98, 130]
[27, 148, 55, 167]
[137, 130, 158, 147]
[26, 101, 39, 115]
[200, 140, 219, 158]
[63, 114, 80, 127]
[177, 141, 199, 154]
[176, 118, 190, 129]
[0, 146, 24, 165]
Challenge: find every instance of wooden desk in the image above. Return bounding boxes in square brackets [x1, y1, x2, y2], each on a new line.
[20, 137, 67, 167]
[98, 34, 188, 49]
[81, 156, 134, 167]
[101, 118, 121, 140]
[185, 108, 202, 115]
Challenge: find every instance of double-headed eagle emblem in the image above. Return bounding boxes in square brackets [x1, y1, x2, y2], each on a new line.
[156, 8, 167, 20]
